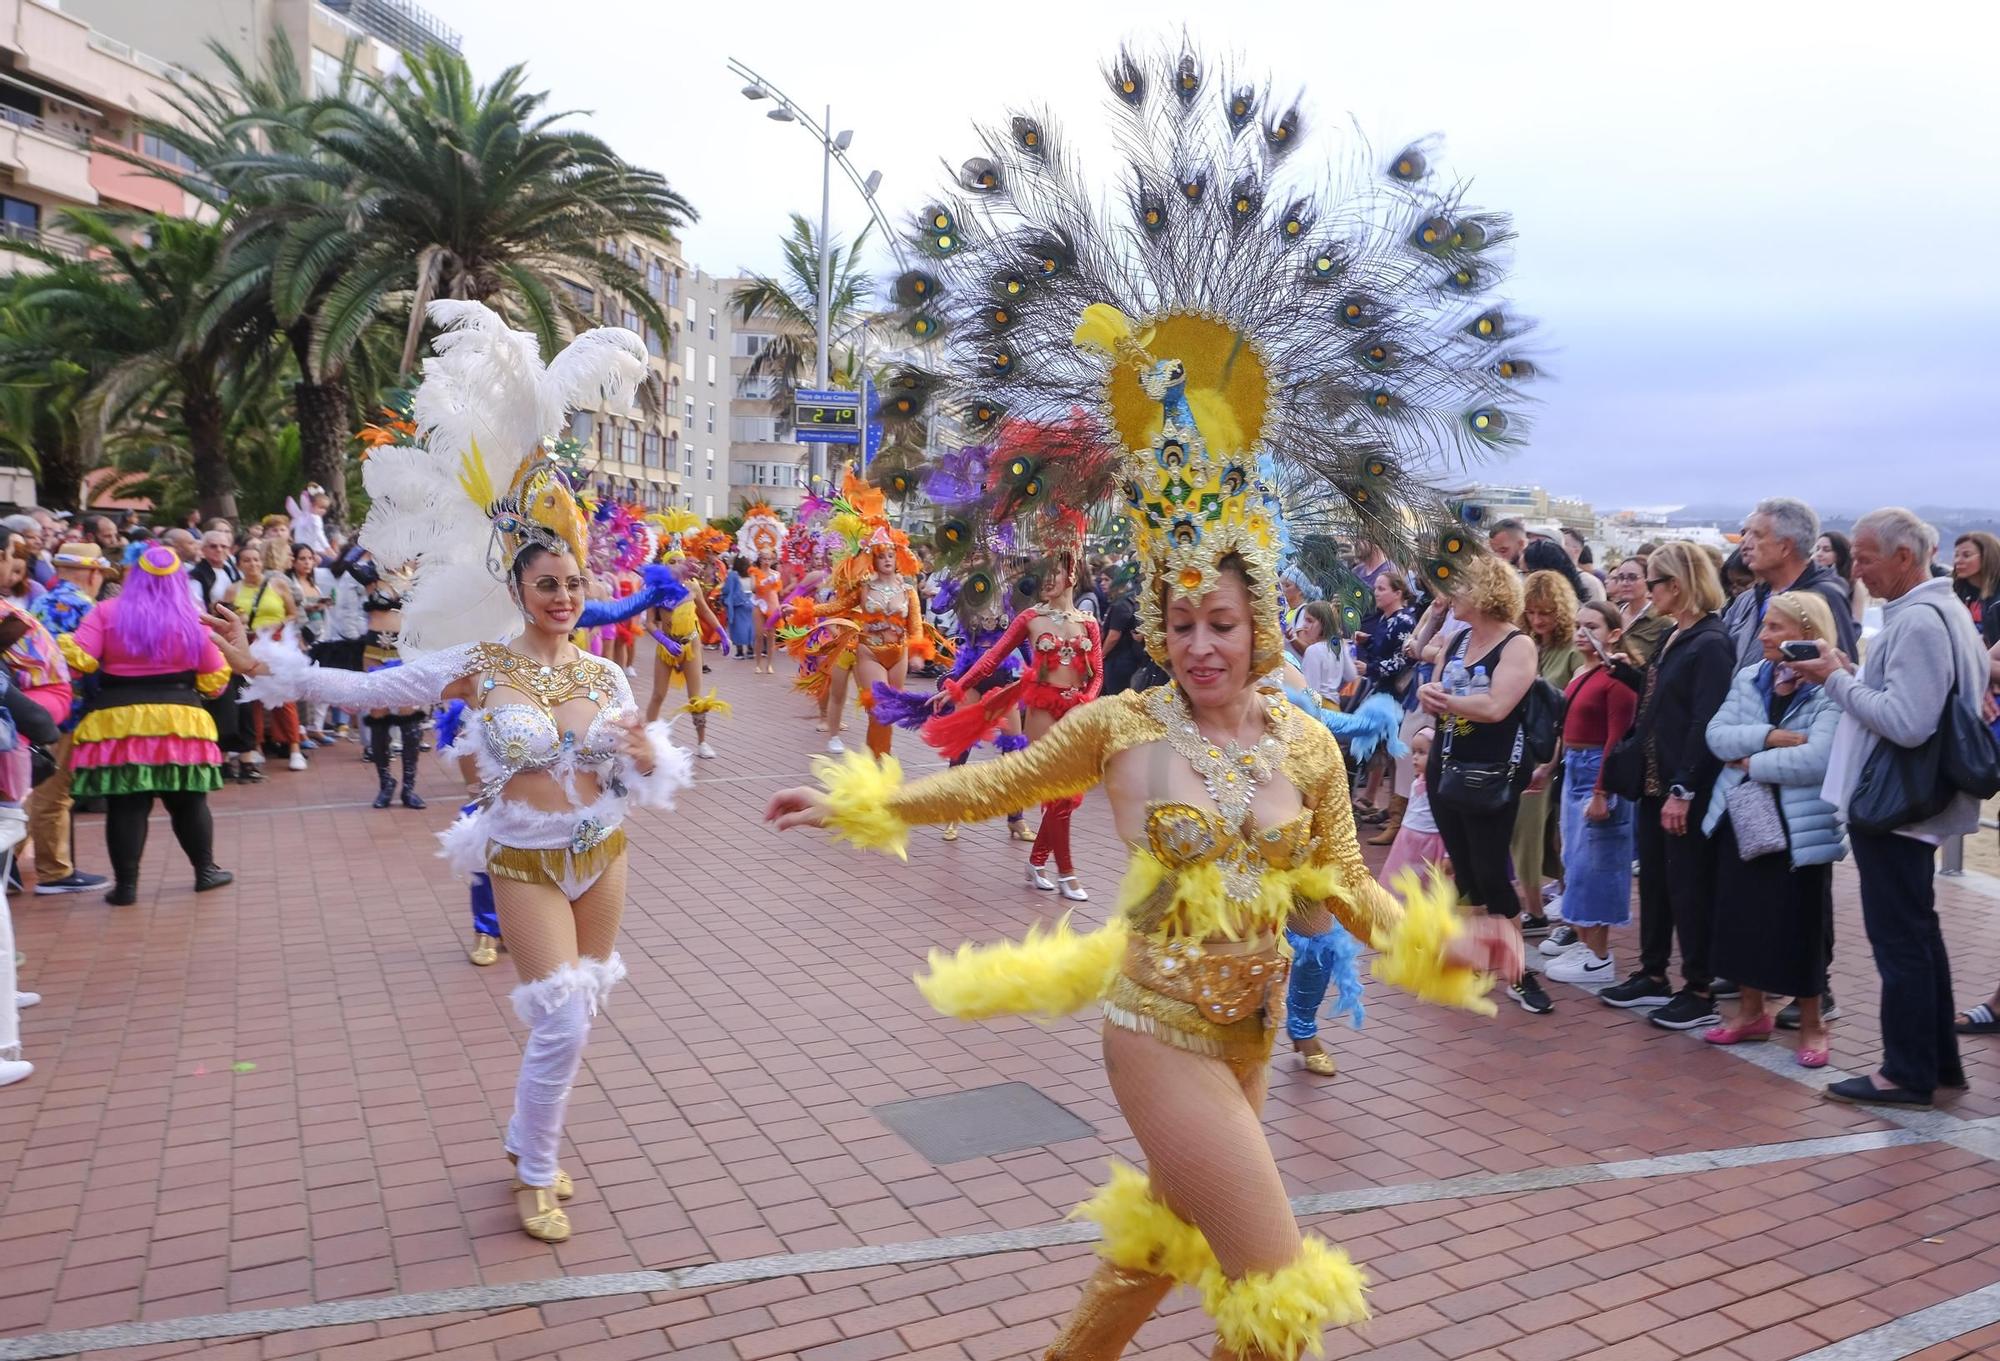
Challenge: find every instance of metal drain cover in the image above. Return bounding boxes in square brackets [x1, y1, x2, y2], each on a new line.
[872, 1082, 1094, 1164]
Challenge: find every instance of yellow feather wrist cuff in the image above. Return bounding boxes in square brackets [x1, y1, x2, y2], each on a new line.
[1369, 871, 1497, 1015]
[1073, 1162, 1215, 1285]
[916, 914, 1128, 1020]
[812, 750, 911, 859]
[1200, 1235, 1371, 1357]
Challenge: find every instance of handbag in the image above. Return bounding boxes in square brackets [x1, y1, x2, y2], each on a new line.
[1724, 778, 1788, 859]
[1848, 604, 2000, 836]
[1431, 633, 1525, 813]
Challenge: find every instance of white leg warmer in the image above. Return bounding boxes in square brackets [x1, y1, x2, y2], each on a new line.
[504, 954, 625, 1188]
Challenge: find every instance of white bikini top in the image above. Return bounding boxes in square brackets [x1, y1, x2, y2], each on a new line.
[466, 643, 631, 799]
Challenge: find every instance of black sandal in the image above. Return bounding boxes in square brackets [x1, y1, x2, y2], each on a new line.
[1956, 1005, 2000, 1035]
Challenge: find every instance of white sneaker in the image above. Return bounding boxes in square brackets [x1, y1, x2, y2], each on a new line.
[826, 737, 845, 755]
[1547, 948, 1617, 986]
[0, 1059, 30, 1087]
[697, 741, 717, 760]
[1542, 893, 1564, 921]
[14, 991, 39, 1008]
[287, 752, 308, 771]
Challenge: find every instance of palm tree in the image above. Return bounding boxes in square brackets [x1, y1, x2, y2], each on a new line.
[0, 297, 94, 509]
[731, 213, 878, 432]
[0, 213, 271, 520]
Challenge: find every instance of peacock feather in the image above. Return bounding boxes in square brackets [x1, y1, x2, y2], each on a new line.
[877, 39, 1536, 573]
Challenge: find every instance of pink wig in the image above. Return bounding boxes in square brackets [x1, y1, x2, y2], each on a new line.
[111, 546, 207, 671]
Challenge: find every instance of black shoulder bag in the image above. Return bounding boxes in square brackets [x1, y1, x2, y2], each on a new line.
[1433, 631, 1526, 813]
[1847, 604, 2000, 835]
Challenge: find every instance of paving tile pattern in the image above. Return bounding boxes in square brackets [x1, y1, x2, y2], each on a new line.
[5, 660, 2000, 1357]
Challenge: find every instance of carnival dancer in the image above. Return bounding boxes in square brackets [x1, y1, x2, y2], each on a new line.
[642, 512, 728, 759]
[783, 469, 930, 758]
[772, 47, 1535, 1355]
[232, 302, 691, 1245]
[59, 545, 234, 905]
[921, 515, 1101, 900]
[737, 505, 789, 675]
[872, 568, 1033, 843]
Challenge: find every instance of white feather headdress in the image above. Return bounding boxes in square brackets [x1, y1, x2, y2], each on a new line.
[360, 300, 649, 655]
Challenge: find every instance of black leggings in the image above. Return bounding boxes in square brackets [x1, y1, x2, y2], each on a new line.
[367, 713, 425, 776]
[105, 790, 213, 886]
[1430, 794, 1521, 915]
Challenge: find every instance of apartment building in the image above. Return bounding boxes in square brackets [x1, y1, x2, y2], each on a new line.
[723, 278, 809, 515]
[560, 234, 684, 512]
[59, 0, 453, 93]
[676, 266, 731, 520]
[0, 0, 207, 265]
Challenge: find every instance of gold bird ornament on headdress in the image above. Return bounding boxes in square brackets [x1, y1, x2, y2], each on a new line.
[878, 38, 1536, 670]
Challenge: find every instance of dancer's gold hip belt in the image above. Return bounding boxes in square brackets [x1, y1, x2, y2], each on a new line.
[1102, 936, 1289, 1061]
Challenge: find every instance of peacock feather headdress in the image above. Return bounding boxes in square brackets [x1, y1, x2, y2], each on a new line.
[877, 39, 1534, 667]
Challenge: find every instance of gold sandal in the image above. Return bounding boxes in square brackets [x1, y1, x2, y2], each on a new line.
[508, 1153, 573, 1199]
[514, 1185, 570, 1243]
[1010, 820, 1037, 841]
[1301, 1051, 1337, 1077]
[469, 933, 500, 967]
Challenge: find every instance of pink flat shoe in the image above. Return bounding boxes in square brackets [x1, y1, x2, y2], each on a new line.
[1795, 1048, 1830, 1068]
[1703, 1016, 1775, 1045]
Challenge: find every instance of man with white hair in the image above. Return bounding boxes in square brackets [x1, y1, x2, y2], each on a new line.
[1723, 497, 1858, 666]
[1794, 507, 1987, 1107]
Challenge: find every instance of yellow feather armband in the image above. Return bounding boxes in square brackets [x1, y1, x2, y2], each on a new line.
[1369, 871, 1497, 1015]
[915, 914, 1129, 1021]
[811, 750, 911, 858]
[1200, 1235, 1371, 1356]
[679, 694, 732, 717]
[1073, 1162, 1216, 1284]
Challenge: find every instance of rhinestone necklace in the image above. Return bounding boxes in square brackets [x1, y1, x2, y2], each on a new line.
[1152, 685, 1283, 832]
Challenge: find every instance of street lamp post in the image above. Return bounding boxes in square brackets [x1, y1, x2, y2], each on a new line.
[730, 58, 908, 489]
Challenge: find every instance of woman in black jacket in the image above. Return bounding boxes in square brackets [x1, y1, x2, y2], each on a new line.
[1597, 543, 1738, 1030]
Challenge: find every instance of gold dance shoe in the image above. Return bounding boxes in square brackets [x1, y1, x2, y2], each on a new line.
[469, 933, 500, 967]
[1010, 820, 1038, 841]
[514, 1184, 570, 1243]
[1301, 1051, 1337, 1077]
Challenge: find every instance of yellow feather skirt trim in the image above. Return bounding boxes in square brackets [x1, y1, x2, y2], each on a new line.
[679, 694, 733, 717]
[74, 704, 219, 743]
[667, 599, 697, 639]
[1369, 870, 1497, 1015]
[1073, 1162, 1216, 1285]
[811, 750, 911, 859]
[917, 914, 1129, 1021]
[1200, 1235, 1371, 1357]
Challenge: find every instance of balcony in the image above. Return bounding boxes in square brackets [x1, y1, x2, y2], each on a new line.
[0, 119, 95, 204]
[318, 0, 461, 56]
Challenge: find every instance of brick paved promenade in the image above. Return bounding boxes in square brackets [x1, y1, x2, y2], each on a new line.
[7, 660, 2000, 1360]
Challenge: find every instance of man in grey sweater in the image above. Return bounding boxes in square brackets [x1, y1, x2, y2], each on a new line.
[1794, 507, 1984, 1107]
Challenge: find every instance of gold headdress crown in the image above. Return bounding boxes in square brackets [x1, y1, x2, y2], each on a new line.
[1075, 303, 1286, 668]
[457, 443, 590, 575]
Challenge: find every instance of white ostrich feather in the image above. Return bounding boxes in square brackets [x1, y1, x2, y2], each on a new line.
[358, 300, 649, 657]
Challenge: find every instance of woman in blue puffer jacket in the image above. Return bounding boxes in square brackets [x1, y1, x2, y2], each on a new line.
[1699, 591, 1847, 1067]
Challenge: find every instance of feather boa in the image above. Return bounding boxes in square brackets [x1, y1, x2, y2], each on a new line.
[916, 915, 1129, 1021]
[1370, 871, 1497, 1015]
[1283, 688, 1408, 765]
[624, 721, 695, 809]
[812, 750, 911, 858]
[868, 683, 938, 732]
[1285, 926, 1367, 1030]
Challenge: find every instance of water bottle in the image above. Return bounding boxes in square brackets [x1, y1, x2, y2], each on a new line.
[1441, 657, 1470, 697]
[1470, 664, 1490, 698]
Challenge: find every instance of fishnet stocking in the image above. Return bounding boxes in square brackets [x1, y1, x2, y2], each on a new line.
[1102, 1023, 1302, 1279]
[489, 854, 629, 985]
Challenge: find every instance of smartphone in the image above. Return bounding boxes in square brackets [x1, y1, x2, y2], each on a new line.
[1779, 640, 1819, 661]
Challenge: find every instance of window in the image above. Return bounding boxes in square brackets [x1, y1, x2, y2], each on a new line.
[683, 344, 694, 378]
[678, 433, 691, 476]
[682, 493, 693, 509]
[736, 376, 777, 400]
[648, 260, 665, 300]
[668, 269, 681, 308]
[705, 402, 715, 433]
[733, 333, 772, 358]
[627, 245, 642, 269]
[704, 495, 714, 519]
[310, 46, 344, 98]
[568, 410, 594, 446]
[683, 391, 695, 423]
[706, 354, 716, 385]
[0, 196, 39, 240]
[732, 416, 780, 444]
[621, 424, 638, 464]
[645, 325, 663, 358]
[643, 432, 662, 468]
[621, 307, 640, 333]
[564, 280, 595, 312]
[706, 308, 717, 341]
[668, 376, 679, 406]
[138, 132, 199, 173]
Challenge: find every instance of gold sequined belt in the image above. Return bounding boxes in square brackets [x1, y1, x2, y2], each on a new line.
[1101, 937, 1289, 1062]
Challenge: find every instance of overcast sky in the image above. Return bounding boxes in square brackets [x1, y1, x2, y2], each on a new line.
[432, 0, 1999, 513]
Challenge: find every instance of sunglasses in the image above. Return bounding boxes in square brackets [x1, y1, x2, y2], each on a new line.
[1646, 577, 1672, 589]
